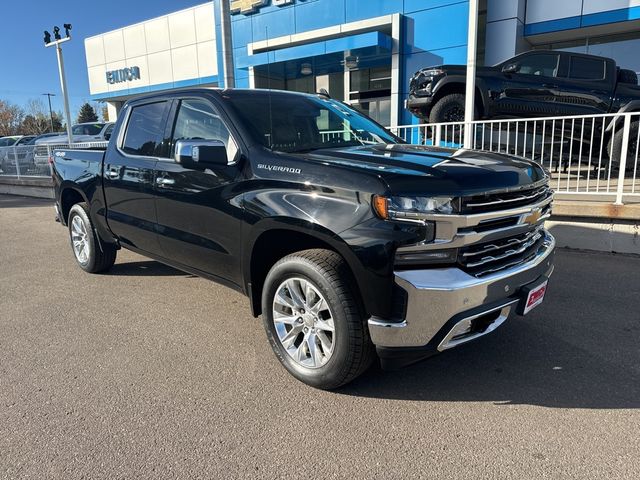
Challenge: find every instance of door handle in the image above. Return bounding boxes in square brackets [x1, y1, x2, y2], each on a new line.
[106, 166, 120, 179]
[542, 83, 558, 88]
[156, 177, 175, 187]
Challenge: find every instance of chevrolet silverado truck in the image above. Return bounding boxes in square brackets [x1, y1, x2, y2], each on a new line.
[52, 88, 555, 389]
[408, 50, 640, 168]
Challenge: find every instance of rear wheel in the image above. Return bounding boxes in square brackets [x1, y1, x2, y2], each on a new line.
[68, 203, 117, 273]
[608, 120, 639, 173]
[262, 249, 375, 389]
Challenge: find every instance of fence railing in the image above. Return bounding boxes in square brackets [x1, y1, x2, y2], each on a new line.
[3, 114, 640, 205]
[390, 112, 640, 205]
[0, 142, 109, 179]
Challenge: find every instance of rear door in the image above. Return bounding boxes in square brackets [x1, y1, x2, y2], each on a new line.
[554, 55, 613, 116]
[103, 100, 170, 255]
[153, 95, 245, 286]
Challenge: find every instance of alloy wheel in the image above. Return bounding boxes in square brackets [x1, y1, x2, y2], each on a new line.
[272, 277, 335, 369]
[71, 215, 90, 264]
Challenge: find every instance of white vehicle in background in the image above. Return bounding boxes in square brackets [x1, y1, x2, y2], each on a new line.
[34, 122, 115, 166]
[0, 135, 37, 173]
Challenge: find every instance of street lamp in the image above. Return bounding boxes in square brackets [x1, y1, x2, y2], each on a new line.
[44, 23, 73, 145]
[42, 93, 56, 132]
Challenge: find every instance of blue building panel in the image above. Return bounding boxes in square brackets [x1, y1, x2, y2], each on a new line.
[251, 6, 297, 42]
[294, 0, 346, 32]
[403, 2, 469, 53]
[344, 0, 400, 22]
[404, 0, 468, 15]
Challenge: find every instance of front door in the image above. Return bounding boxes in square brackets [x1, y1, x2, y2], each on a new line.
[495, 52, 563, 118]
[103, 100, 170, 256]
[153, 96, 245, 287]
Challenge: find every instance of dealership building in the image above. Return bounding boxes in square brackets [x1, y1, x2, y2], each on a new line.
[85, 0, 640, 126]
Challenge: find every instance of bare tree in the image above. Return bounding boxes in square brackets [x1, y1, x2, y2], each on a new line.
[101, 104, 109, 122]
[20, 99, 51, 135]
[0, 100, 24, 136]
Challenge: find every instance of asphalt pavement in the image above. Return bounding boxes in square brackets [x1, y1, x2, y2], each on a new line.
[1, 194, 639, 479]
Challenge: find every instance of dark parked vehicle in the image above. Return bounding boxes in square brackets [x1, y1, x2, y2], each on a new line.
[408, 50, 640, 168]
[52, 89, 555, 389]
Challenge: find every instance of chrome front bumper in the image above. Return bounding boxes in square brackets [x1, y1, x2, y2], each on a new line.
[368, 231, 555, 349]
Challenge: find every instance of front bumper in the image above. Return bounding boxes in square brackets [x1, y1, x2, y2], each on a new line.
[368, 231, 555, 351]
[406, 93, 434, 111]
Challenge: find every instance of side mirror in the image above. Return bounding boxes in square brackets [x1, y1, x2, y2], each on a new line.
[502, 63, 520, 74]
[174, 139, 227, 167]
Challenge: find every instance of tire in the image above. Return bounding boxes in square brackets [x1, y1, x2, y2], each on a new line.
[607, 120, 639, 172]
[618, 69, 638, 85]
[68, 202, 117, 273]
[261, 249, 375, 390]
[429, 93, 477, 124]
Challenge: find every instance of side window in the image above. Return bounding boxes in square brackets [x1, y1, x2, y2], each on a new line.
[518, 54, 560, 77]
[569, 57, 606, 81]
[103, 123, 115, 139]
[122, 102, 168, 157]
[172, 98, 238, 163]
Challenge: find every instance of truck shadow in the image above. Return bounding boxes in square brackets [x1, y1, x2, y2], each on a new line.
[108, 260, 194, 277]
[340, 249, 640, 409]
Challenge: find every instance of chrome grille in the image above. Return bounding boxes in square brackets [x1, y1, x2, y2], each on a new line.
[458, 226, 546, 277]
[460, 184, 552, 214]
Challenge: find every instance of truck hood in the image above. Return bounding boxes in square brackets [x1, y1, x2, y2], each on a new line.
[298, 144, 548, 196]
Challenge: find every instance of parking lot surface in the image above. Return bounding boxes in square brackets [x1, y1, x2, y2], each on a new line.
[1, 194, 639, 479]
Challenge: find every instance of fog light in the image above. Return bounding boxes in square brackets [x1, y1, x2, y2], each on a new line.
[394, 249, 457, 266]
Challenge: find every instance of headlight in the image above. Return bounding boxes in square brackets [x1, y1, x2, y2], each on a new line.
[419, 68, 444, 78]
[373, 195, 454, 222]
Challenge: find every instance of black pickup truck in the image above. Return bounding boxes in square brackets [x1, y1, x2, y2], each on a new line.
[52, 88, 555, 389]
[408, 50, 640, 166]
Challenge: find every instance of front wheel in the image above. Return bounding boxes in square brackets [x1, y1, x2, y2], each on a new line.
[68, 203, 117, 273]
[262, 249, 375, 390]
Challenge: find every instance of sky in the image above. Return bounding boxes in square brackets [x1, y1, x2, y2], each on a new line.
[2, 0, 203, 120]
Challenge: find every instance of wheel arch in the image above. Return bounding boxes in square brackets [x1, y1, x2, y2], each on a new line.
[59, 184, 89, 225]
[606, 101, 640, 132]
[244, 219, 363, 318]
[431, 78, 487, 118]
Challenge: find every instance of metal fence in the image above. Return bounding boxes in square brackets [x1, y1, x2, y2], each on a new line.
[3, 113, 640, 205]
[0, 142, 109, 179]
[390, 112, 640, 205]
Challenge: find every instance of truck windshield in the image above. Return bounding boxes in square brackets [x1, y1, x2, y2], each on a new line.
[222, 91, 400, 153]
[72, 124, 105, 136]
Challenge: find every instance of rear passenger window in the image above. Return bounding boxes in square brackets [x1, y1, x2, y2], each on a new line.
[122, 102, 168, 157]
[569, 57, 606, 80]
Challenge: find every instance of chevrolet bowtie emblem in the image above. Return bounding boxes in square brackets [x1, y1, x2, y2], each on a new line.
[230, 0, 268, 14]
[522, 208, 542, 226]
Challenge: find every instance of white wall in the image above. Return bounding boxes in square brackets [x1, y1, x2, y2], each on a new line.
[85, 2, 217, 96]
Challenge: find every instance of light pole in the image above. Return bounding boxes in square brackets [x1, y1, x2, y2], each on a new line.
[463, 0, 478, 149]
[42, 93, 56, 132]
[44, 24, 73, 144]
[219, 0, 235, 88]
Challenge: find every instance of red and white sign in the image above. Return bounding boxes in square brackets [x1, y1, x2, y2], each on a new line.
[523, 280, 548, 315]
